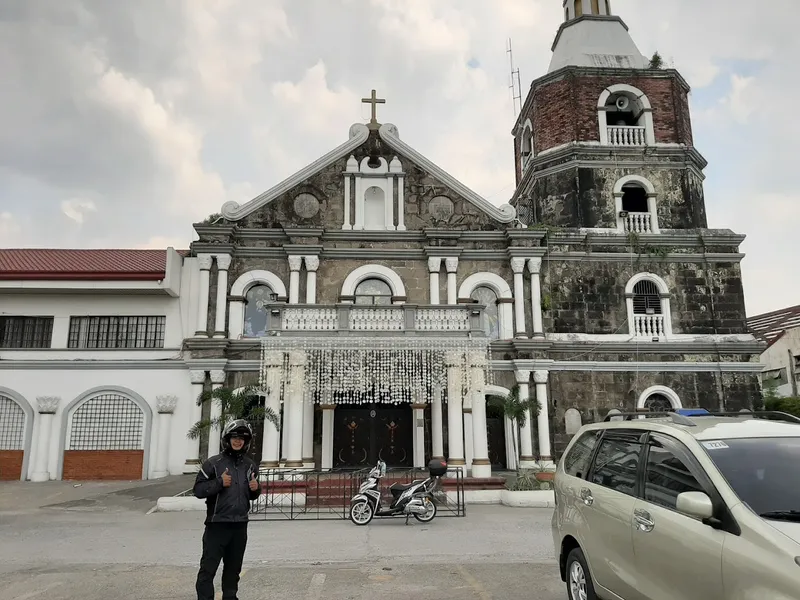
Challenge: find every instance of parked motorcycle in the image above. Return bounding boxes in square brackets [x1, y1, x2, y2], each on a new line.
[349, 458, 448, 525]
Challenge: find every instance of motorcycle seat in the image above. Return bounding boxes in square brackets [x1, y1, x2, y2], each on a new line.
[389, 482, 416, 497]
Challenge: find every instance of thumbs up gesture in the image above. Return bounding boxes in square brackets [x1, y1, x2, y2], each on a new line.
[249, 471, 258, 491]
[222, 468, 232, 487]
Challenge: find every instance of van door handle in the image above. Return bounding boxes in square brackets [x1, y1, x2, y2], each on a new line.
[580, 487, 594, 506]
[634, 509, 655, 532]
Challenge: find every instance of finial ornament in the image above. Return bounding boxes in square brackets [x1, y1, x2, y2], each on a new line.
[361, 89, 386, 125]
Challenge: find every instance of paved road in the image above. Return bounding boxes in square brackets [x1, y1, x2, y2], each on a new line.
[0, 479, 566, 599]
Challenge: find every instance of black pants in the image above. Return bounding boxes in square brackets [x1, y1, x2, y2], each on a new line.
[196, 522, 248, 600]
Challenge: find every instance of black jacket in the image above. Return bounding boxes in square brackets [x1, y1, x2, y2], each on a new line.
[193, 450, 261, 524]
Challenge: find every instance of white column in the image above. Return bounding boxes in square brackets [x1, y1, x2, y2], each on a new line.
[428, 257, 441, 304]
[228, 297, 245, 340]
[30, 396, 59, 482]
[343, 165, 353, 230]
[195, 254, 213, 337]
[184, 371, 206, 472]
[528, 258, 544, 337]
[304, 255, 319, 304]
[207, 370, 226, 457]
[261, 352, 283, 468]
[212, 254, 231, 338]
[288, 255, 302, 304]
[302, 396, 315, 469]
[534, 370, 554, 469]
[431, 384, 444, 460]
[396, 173, 406, 231]
[511, 257, 527, 338]
[445, 351, 465, 474]
[516, 370, 536, 467]
[284, 351, 305, 468]
[463, 409, 474, 471]
[469, 354, 491, 478]
[445, 257, 458, 305]
[412, 402, 426, 468]
[321, 404, 335, 471]
[153, 395, 178, 478]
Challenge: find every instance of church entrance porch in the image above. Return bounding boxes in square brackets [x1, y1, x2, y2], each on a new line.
[332, 401, 413, 469]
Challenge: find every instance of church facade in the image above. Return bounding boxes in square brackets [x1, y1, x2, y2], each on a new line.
[0, 1, 764, 482]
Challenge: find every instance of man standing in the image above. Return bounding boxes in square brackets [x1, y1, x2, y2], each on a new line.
[194, 419, 262, 600]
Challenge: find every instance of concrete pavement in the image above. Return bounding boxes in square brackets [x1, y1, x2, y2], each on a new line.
[0, 479, 566, 599]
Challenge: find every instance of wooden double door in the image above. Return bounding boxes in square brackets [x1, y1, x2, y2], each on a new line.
[332, 402, 413, 469]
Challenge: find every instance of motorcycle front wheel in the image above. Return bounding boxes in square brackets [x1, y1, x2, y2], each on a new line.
[349, 500, 374, 525]
[413, 497, 437, 522]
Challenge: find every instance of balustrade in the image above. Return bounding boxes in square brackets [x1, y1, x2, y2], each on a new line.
[608, 125, 646, 146]
[623, 211, 652, 233]
[633, 313, 666, 337]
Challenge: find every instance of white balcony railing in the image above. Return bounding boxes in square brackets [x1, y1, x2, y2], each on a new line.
[633, 314, 666, 337]
[623, 211, 653, 233]
[608, 126, 646, 146]
[269, 304, 483, 334]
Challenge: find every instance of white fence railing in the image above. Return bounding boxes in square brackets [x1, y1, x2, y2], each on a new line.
[608, 126, 646, 146]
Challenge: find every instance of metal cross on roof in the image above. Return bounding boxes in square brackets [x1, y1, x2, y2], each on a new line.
[361, 89, 386, 124]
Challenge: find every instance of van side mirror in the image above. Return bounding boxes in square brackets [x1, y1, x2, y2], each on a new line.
[676, 491, 714, 520]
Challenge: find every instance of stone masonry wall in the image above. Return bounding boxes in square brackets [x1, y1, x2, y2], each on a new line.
[540, 257, 749, 336]
[522, 162, 707, 230]
[516, 69, 693, 155]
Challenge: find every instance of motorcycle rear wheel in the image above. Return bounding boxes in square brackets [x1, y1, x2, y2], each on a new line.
[413, 497, 437, 522]
[349, 500, 374, 525]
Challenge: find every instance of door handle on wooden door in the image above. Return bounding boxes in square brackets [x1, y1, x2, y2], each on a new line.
[634, 508, 655, 532]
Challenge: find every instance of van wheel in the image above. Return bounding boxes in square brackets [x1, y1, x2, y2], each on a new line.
[565, 547, 596, 600]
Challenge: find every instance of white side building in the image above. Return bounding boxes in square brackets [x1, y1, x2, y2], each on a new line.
[747, 305, 800, 398]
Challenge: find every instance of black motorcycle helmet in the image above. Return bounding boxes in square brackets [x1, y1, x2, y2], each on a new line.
[221, 419, 253, 455]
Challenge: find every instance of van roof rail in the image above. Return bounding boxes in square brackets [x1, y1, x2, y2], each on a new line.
[601, 409, 800, 426]
[602, 411, 696, 426]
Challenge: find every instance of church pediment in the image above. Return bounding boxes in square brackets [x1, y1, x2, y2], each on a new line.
[220, 122, 516, 230]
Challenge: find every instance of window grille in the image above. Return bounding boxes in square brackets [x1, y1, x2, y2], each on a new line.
[0, 395, 25, 450]
[354, 278, 393, 305]
[68, 394, 144, 450]
[632, 281, 661, 315]
[67, 316, 165, 348]
[643, 394, 673, 413]
[0, 316, 53, 348]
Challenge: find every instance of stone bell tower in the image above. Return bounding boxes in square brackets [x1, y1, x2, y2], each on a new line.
[511, 0, 708, 234]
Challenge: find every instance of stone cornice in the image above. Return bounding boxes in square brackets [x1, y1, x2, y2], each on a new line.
[192, 224, 236, 237]
[491, 359, 763, 373]
[542, 340, 765, 354]
[0, 359, 189, 370]
[545, 252, 745, 264]
[512, 143, 708, 202]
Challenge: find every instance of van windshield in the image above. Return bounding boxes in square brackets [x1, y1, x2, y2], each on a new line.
[702, 437, 800, 520]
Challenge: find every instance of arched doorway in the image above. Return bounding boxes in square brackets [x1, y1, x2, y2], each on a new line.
[61, 389, 151, 480]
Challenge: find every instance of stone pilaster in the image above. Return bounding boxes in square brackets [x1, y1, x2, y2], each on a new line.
[184, 370, 206, 472]
[288, 255, 303, 304]
[411, 402, 426, 468]
[428, 257, 442, 304]
[320, 404, 335, 471]
[207, 370, 226, 457]
[515, 370, 536, 467]
[528, 258, 544, 337]
[511, 257, 527, 338]
[469, 353, 491, 478]
[445, 257, 458, 305]
[30, 396, 60, 482]
[445, 351, 465, 473]
[304, 255, 319, 304]
[261, 352, 283, 468]
[153, 395, 178, 478]
[213, 254, 231, 338]
[430, 384, 444, 461]
[195, 254, 213, 336]
[284, 351, 306, 468]
[534, 370, 554, 468]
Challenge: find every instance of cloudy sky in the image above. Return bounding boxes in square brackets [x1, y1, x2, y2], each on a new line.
[0, 0, 795, 317]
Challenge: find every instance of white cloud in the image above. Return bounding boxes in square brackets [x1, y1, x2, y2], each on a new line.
[61, 199, 96, 224]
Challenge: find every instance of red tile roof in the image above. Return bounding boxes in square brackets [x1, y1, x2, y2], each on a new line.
[0, 249, 186, 281]
[747, 304, 800, 348]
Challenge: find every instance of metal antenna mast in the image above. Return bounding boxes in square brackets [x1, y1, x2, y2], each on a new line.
[507, 38, 522, 117]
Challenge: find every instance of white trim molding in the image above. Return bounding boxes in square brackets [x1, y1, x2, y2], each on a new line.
[636, 385, 683, 410]
[0, 386, 35, 481]
[458, 272, 514, 340]
[230, 270, 287, 298]
[625, 272, 673, 339]
[57, 386, 154, 480]
[340, 264, 406, 301]
[597, 83, 655, 146]
[221, 123, 370, 220]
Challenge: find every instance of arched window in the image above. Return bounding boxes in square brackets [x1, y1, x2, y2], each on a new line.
[637, 386, 682, 412]
[354, 278, 392, 305]
[643, 394, 673, 412]
[243, 284, 276, 338]
[614, 175, 659, 234]
[597, 84, 655, 147]
[471, 286, 500, 340]
[625, 273, 671, 339]
[520, 123, 533, 171]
